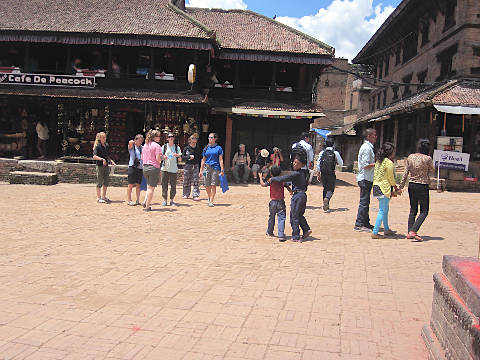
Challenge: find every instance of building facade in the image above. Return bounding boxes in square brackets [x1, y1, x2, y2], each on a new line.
[350, 0, 480, 186]
[0, 0, 334, 168]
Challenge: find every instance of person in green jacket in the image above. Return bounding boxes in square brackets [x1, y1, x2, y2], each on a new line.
[371, 142, 401, 238]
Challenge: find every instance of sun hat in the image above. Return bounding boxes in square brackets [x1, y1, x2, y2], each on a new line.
[260, 149, 269, 158]
[273, 147, 279, 152]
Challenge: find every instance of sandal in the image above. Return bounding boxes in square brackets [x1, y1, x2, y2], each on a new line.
[406, 231, 416, 240]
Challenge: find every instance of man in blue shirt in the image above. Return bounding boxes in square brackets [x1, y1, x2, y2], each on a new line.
[354, 128, 377, 231]
[316, 138, 343, 212]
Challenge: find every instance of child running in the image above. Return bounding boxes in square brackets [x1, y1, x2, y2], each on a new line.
[265, 156, 312, 242]
[260, 165, 292, 242]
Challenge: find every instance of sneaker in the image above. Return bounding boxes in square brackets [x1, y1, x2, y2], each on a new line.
[128, 201, 136, 206]
[135, 200, 141, 206]
[143, 207, 152, 212]
[97, 198, 107, 203]
[302, 229, 313, 239]
[208, 202, 214, 207]
[193, 197, 200, 201]
[170, 201, 177, 206]
[278, 236, 287, 242]
[161, 200, 167, 206]
[384, 229, 396, 236]
[142, 202, 146, 208]
[182, 195, 188, 199]
[266, 233, 275, 237]
[103, 197, 111, 203]
[323, 198, 329, 212]
[354, 226, 371, 232]
[365, 224, 374, 230]
[371, 233, 383, 239]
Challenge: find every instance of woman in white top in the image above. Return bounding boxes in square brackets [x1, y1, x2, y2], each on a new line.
[36, 120, 49, 159]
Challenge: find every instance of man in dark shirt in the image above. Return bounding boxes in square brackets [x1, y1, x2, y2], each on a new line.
[267, 155, 312, 242]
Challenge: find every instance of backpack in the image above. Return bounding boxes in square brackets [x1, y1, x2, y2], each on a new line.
[162, 144, 180, 165]
[320, 149, 336, 175]
[290, 142, 307, 166]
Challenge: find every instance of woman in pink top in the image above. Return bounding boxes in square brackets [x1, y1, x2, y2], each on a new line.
[141, 129, 163, 212]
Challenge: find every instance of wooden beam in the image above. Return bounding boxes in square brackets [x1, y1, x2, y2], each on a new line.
[225, 114, 233, 169]
[393, 118, 398, 150]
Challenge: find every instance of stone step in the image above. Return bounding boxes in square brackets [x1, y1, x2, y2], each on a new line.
[18, 160, 57, 173]
[109, 174, 128, 187]
[9, 171, 58, 185]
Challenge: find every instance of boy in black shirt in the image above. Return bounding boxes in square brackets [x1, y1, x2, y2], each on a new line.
[266, 155, 312, 242]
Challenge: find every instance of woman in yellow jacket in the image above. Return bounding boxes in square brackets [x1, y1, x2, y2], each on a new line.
[371, 142, 401, 238]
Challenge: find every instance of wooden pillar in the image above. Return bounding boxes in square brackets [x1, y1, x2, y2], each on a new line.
[380, 121, 385, 146]
[23, 43, 30, 72]
[148, 48, 155, 82]
[297, 64, 306, 90]
[234, 62, 240, 96]
[225, 114, 233, 168]
[270, 63, 277, 86]
[65, 46, 71, 74]
[107, 46, 113, 79]
[393, 118, 399, 150]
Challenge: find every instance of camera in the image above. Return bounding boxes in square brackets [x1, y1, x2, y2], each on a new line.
[133, 158, 141, 168]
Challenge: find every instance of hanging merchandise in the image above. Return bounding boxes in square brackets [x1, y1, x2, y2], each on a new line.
[57, 104, 64, 135]
[202, 119, 209, 133]
[188, 64, 196, 84]
[104, 105, 110, 135]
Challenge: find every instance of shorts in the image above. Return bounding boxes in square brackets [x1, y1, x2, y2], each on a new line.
[143, 164, 160, 187]
[128, 166, 143, 185]
[205, 165, 220, 187]
[96, 165, 110, 188]
[251, 164, 261, 173]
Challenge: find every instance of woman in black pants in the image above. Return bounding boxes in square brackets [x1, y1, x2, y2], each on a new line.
[399, 139, 434, 241]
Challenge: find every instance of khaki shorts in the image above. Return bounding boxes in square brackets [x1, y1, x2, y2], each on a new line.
[143, 165, 160, 187]
[96, 165, 110, 188]
[205, 165, 220, 187]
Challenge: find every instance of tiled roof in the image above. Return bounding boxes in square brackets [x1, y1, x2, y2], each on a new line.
[0, 0, 213, 39]
[233, 101, 325, 113]
[433, 80, 480, 106]
[187, 8, 333, 56]
[0, 87, 206, 104]
[357, 79, 480, 123]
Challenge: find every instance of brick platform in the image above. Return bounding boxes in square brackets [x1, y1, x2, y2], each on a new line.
[9, 171, 58, 185]
[423, 256, 480, 360]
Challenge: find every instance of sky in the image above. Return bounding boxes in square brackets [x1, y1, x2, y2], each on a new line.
[186, 0, 402, 61]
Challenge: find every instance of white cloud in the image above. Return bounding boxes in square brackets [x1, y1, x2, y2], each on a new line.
[276, 0, 395, 62]
[186, 0, 247, 10]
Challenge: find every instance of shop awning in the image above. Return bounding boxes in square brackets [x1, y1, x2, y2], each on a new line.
[213, 107, 325, 119]
[434, 104, 480, 115]
[312, 128, 331, 139]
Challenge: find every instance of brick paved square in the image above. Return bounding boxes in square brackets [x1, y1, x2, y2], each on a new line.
[0, 173, 478, 359]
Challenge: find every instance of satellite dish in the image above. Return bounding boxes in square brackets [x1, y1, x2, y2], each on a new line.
[188, 64, 196, 84]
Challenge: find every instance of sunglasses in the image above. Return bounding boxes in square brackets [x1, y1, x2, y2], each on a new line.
[208, 136, 216, 139]
[168, 135, 174, 138]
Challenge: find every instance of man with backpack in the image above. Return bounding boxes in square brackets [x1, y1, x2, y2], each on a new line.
[317, 138, 343, 212]
[291, 132, 314, 170]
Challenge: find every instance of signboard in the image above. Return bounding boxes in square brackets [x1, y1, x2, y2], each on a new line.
[437, 136, 463, 152]
[433, 149, 470, 171]
[0, 72, 95, 88]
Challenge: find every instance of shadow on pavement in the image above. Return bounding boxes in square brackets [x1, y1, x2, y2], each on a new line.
[328, 207, 349, 212]
[416, 235, 444, 242]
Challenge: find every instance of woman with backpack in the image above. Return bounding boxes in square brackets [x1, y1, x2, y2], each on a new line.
[126, 134, 144, 206]
[182, 134, 202, 200]
[161, 132, 182, 206]
[316, 138, 343, 212]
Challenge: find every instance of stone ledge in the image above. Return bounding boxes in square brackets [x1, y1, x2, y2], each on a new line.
[422, 324, 447, 360]
[443, 256, 480, 318]
[9, 171, 58, 185]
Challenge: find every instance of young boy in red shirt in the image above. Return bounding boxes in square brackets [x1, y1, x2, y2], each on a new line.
[260, 165, 291, 242]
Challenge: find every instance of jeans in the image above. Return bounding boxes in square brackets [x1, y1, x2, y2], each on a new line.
[161, 171, 177, 200]
[408, 183, 429, 233]
[232, 165, 250, 182]
[183, 164, 200, 198]
[267, 199, 286, 237]
[321, 173, 336, 200]
[290, 192, 310, 240]
[355, 180, 373, 227]
[373, 197, 390, 234]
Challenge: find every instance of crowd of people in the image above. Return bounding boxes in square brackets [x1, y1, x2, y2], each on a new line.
[92, 128, 434, 242]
